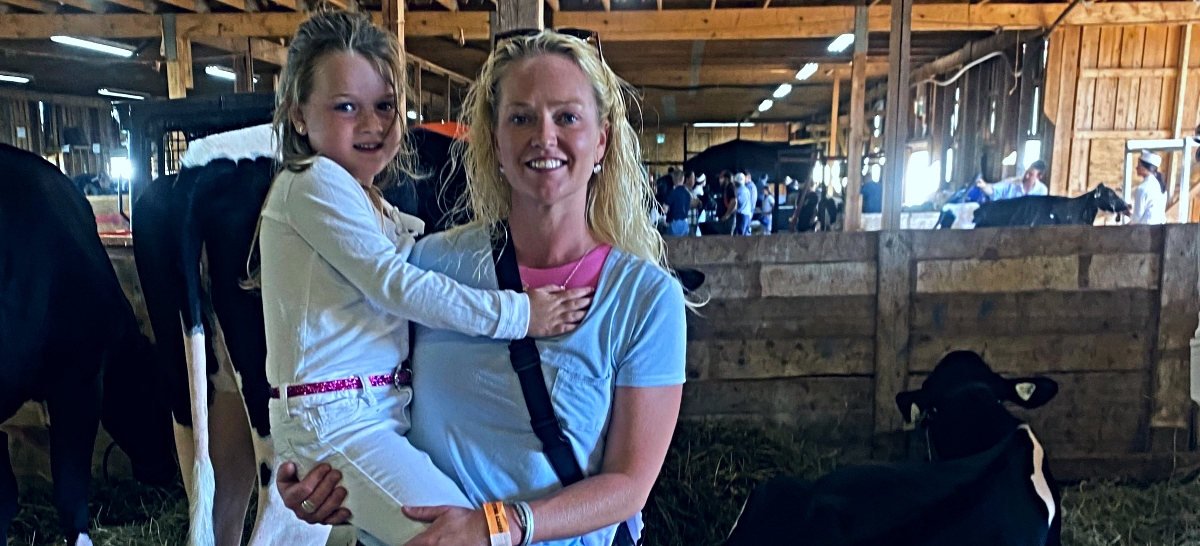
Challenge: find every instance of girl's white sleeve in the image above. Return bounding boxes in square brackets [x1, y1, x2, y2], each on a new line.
[1132, 184, 1149, 225]
[281, 162, 530, 339]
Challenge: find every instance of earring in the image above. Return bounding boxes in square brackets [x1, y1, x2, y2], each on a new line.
[296, 125, 306, 136]
[499, 166, 506, 174]
[593, 164, 602, 174]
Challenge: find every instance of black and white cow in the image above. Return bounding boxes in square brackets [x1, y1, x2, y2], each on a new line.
[971, 183, 1129, 228]
[0, 144, 177, 546]
[724, 350, 1061, 546]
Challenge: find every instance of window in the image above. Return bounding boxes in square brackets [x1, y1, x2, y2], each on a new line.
[1022, 140, 1042, 171]
[1030, 87, 1040, 136]
[904, 150, 940, 206]
[944, 148, 955, 183]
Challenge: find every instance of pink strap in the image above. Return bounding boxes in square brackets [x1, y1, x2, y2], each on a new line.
[269, 371, 409, 399]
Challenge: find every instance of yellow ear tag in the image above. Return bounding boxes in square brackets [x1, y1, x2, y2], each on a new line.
[904, 402, 921, 431]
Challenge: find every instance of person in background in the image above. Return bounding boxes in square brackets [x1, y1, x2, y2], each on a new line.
[975, 160, 1049, 201]
[664, 170, 694, 236]
[791, 178, 822, 232]
[1131, 150, 1167, 225]
[759, 184, 774, 235]
[860, 178, 883, 213]
[722, 172, 753, 235]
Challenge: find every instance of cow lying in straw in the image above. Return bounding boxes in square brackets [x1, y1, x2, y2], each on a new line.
[724, 350, 1061, 546]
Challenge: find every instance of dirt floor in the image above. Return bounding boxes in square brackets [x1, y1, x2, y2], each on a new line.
[8, 422, 1200, 546]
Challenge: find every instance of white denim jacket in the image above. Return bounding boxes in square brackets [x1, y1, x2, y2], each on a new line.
[259, 157, 530, 387]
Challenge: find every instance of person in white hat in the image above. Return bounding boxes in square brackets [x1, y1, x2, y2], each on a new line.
[1132, 150, 1167, 225]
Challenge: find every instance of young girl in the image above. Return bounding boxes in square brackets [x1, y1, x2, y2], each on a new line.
[257, 11, 591, 545]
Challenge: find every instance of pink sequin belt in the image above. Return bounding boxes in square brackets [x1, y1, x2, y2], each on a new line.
[269, 370, 412, 399]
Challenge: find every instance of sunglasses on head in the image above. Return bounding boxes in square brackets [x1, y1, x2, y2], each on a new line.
[492, 27, 604, 62]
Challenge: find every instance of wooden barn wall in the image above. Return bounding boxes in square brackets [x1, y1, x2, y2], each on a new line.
[668, 224, 1200, 477]
[1045, 24, 1200, 222]
[0, 90, 118, 178]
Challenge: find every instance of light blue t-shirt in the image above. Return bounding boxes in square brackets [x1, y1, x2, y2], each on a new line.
[992, 179, 1048, 200]
[735, 183, 754, 216]
[405, 225, 687, 546]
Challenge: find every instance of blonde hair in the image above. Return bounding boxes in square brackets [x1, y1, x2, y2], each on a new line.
[458, 30, 667, 273]
[273, 9, 411, 205]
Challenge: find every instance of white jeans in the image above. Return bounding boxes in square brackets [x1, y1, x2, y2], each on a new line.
[269, 381, 472, 546]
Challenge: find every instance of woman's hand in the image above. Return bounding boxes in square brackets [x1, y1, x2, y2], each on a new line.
[526, 285, 592, 337]
[276, 461, 353, 525]
[401, 505, 518, 546]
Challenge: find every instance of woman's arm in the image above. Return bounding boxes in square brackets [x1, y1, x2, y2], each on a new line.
[283, 163, 588, 338]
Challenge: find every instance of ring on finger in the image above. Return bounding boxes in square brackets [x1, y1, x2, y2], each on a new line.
[301, 499, 317, 514]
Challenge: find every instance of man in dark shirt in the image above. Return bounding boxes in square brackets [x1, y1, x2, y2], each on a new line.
[861, 179, 883, 213]
[665, 171, 695, 236]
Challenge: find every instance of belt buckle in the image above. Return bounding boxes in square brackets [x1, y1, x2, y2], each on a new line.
[393, 368, 412, 388]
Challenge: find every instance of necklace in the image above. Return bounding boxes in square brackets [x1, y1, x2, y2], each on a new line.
[557, 245, 601, 289]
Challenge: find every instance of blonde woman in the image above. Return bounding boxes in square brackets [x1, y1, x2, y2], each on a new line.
[258, 12, 591, 546]
[278, 29, 688, 546]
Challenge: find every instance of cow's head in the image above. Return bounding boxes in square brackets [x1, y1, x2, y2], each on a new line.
[1092, 183, 1132, 215]
[895, 350, 1057, 460]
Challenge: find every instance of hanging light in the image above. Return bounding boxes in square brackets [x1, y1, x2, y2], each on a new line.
[0, 72, 32, 84]
[98, 88, 147, 100]
[205, 66, 237, 81]
[757, 99, 774, 112]
[827, 33, 854, 53]
[51, 36, 135, 57]
[772, 83, 793, 99]
[795, 63, 819, 81]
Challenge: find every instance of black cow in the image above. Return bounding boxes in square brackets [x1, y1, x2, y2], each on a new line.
[971, 183, 1129, 228]
[0, 144, 177, 546]
[724, 350, 1061, 546]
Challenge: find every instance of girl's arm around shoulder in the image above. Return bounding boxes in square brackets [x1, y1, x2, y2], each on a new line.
[280, 161, 530, 340]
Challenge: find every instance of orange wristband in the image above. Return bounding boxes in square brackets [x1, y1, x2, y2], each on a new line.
[483, 502, 512, 546]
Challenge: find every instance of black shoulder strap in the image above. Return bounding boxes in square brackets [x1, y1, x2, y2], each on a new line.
[490, 222, 586, 487]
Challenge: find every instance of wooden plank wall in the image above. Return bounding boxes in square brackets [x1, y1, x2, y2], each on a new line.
[0, 91, 118, 177]
[669, 225, 1200, 477]
[1046, 24, 1200, 222]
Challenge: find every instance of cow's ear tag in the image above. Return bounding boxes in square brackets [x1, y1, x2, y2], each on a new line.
[1015, 382, 1036, 402]
[903, 403, 921, 431]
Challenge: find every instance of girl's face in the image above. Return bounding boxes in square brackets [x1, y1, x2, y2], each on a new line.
[292, 52, 401, 185]
[493, 53, 608, 209]
[1136, 163, 1150, 178]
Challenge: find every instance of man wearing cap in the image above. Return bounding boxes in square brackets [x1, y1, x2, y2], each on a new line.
[975, 160, 1050, 201]
[1132, 150, 1167, 224]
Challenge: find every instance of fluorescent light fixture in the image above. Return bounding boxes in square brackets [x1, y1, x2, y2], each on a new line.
[0, 72, 31, 84]
[757, 99, 774, 112]
[205, 65, 237, 81]
[51, 36, 135, 57]
[772, 83, 793, 99]
[692, 122, 756, 128]
[795, 63, 819, 81]
[827, 33, 855, 53]
[98, 88, 146, 100]
[407, 110, 418, 120]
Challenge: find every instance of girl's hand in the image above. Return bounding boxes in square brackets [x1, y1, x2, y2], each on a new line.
[526, 285, 592, 337]
[276, 462, 353, 525]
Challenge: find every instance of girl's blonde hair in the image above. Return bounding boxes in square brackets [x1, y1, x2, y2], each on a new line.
[273, 9, 410, 201]
[458, 30, 667, 273]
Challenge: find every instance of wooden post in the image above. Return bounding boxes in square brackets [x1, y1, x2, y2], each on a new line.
[415, 63, 423, 122]
[1169, 24, 1193, 219]
[492, 0, 543, 36]
[873, 230, 913, 460]
[845, 5, 868, 231]
[881, 0, 912, 230]
[829, 76, 841, 158]
[1152, 224, 1200, 451]
[162, 13, 192, 99]
[233, 37, 254, 93]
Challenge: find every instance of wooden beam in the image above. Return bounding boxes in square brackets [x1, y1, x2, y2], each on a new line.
[493, 0, 542, 34]
[880, 0, 911, 231]
[845, 5, 868, 232]
[434, 0, 456, 12]
[1072, 129, 1172, 140]
[0, 0, 51, 12]
[232, 37, 254, 93]
[544, 0, 557, 12]
[615, 61, 888, 87]
[1173, 24, 1193, 139]
[163, 13, 192, 98]
[708, 0, 715, 9]
[21, 3, 1200, 42]
[655, 0, 660, 11]
[600, 0, 608, 11]
[762, 0, 769, 8]
[194, 36, 286, 66]
[1078, 67, 1195, 78]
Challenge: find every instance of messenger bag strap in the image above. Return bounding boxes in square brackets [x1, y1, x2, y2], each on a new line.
[490, 221, 586, 487]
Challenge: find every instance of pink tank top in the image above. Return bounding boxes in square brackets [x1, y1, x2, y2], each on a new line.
[517, 244, 612, 291]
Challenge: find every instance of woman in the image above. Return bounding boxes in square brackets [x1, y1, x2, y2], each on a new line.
[1131, 150, 1167, 225]
[277, 29, 688, 546]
